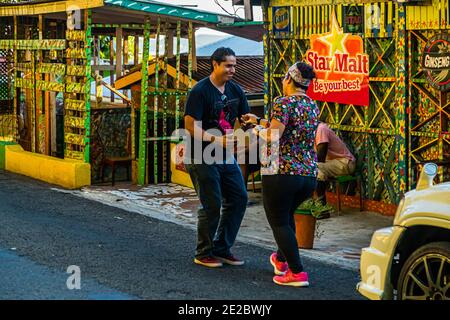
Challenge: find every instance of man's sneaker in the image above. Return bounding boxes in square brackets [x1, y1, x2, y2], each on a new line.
[273, 269, 309, 287]
[194, 256, 223, 268]
[270, 252, 288, 275]
[246, 200, 258, 207]
[213, 254, 245, 266]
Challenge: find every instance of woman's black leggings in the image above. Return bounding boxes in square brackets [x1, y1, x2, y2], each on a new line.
[262, 174, 317, 273]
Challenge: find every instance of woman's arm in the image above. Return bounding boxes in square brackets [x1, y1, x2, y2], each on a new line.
[254, 118, 285, 143]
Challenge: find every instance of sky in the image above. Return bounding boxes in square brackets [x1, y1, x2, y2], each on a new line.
[161, 0, 263, 35]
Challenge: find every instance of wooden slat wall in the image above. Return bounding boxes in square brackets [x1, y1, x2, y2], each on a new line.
[289, 4, 333, 39]
[380, 2, 385, 37]
[270, 0, 450, 38]
[269, 0, 398, 39]
[273, 1, 397, 39]
[406, 0, 448, 30]
[387, 3, 393, 36]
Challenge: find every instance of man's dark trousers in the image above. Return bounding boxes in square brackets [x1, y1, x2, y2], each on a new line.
[186, 159, 248, 259]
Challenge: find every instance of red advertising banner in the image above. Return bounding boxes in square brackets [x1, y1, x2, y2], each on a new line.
[306, 11, 369, 107]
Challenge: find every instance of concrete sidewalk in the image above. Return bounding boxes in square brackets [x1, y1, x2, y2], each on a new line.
[56, 183, 394, 271]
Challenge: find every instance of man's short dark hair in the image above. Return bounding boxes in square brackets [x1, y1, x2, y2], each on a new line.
[210, 47, 236, 72]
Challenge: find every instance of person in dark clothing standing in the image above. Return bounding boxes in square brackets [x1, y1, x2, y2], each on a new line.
[183, 47, 250, 268]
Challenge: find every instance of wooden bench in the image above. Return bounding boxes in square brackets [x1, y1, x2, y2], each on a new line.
[329, 173, 363, 214]
[329, 157, 364, 214]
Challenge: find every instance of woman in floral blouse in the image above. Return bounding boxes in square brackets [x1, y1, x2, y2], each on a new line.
[242, 61, 319, 287]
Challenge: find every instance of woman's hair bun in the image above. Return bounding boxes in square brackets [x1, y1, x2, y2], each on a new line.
[296, 62, 316, 80]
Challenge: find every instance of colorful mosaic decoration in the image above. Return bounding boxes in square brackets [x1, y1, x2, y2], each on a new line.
[264, 1, 449, 204]
[36, 63, 66, 76]
[0, 39, 66, 50]
[65, 99, 86, 112]
[65, 82, 86, 94]
[66, 65, 85, 77]
[35, 80, 64, 92]
[408, 28, 450, 187]
[66, 30, 86, 42]
[0, 0, 241, 185]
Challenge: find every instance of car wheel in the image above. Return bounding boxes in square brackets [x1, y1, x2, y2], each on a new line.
[397, 242, 450, 300]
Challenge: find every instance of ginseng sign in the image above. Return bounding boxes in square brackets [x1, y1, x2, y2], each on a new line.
[422, 33, 450, 92]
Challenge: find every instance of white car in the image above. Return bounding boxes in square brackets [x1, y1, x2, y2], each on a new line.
[357, 163, 450, 300]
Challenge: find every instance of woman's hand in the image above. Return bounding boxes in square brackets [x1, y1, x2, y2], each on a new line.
[252, 125, 265, 137]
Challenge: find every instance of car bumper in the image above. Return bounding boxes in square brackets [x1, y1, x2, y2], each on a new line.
[356, 225, 405, 300]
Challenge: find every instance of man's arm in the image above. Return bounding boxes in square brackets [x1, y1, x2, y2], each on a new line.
[184, 115, 236, 149]
[316, 142, 328, 163]
[184, 115, 216, 143]
[184, 87, 219, 144]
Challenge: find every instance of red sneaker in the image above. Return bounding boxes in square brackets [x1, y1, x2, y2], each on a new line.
[194, 256, 223, 268]
[270, 252, 288, 275]
[273, 269, 309, 287]
[213, 254, 245, 266]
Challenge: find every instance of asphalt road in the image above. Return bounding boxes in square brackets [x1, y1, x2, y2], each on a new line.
[0, 170, 362, 300]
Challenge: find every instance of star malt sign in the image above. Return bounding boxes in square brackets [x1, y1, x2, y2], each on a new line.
[306, 11, 369, 106]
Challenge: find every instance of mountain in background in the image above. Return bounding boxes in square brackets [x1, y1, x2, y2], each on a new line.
[196, 34, 230, 49]
[196, 35, 263, 56]
[106, 33, 259, 57]
[145, 34, 262, 56]
[140, 33, 229, 55]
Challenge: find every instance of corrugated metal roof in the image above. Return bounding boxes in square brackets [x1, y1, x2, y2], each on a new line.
[197, 36, 263, 56]
[116, 55, 264, 95]
[182, 55, 264, 95]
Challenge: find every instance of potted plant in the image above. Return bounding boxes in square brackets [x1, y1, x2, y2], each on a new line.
[294, 199, 333, 249]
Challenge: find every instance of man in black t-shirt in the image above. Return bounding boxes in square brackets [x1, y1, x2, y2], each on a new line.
[184, 47, 249, 268]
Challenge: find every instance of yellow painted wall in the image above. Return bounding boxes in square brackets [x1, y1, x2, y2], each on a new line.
[170, 142, 193, 189]
[406, 0, 448, 30]
[5, 144, 90, 189]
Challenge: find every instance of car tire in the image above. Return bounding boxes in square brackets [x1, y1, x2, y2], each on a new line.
[397, 241, 450, 300]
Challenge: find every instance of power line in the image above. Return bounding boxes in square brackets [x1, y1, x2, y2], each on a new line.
[213, 0, 240, 18]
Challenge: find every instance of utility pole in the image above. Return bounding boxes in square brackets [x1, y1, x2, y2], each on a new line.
[232, 0, 253, 21]
[243, 0, 253, 21]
